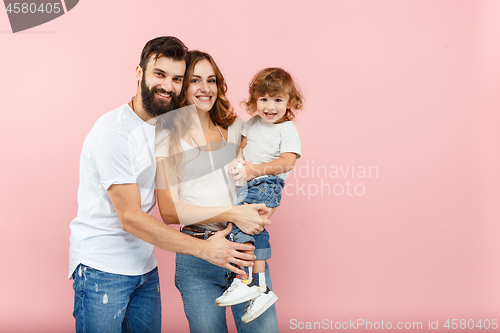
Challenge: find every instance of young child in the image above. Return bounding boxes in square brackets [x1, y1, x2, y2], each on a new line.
[215, 67, 303, 324]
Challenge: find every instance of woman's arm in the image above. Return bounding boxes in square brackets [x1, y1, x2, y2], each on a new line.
[155, 157, 270, 235]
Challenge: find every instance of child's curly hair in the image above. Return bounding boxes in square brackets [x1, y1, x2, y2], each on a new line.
[243, 67, 304, 121]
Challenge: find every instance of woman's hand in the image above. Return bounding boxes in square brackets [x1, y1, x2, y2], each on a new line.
[231, 203, 270, 235]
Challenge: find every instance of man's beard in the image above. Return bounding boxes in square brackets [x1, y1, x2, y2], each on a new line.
[140, 76, 181, 118]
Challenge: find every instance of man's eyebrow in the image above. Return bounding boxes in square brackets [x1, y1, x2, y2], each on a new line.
[152, 68, 183, 78]
[152, 68, 166, 74]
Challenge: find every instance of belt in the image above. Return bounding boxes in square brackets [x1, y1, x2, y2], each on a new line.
[181, 226, 217, 239]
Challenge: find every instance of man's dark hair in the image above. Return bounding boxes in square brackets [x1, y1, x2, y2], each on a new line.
[139, 36, 189, 70]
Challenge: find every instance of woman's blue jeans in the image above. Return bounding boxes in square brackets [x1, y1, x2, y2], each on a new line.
[72, 264, 162, 333]
[175, 253, 279, 333]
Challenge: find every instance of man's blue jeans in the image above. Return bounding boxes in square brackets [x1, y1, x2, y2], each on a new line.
[72, 264, 161, 333]
[175, 252, 279, 333]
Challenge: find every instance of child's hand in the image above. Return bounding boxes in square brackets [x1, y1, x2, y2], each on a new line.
[233, 161, 257, 183]
[232, 165, 246, 184]
[228, 158, 245, 175]
[231, 159, 247, 183]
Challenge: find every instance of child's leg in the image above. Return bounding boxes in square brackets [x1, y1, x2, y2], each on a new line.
[236, 241, 254, 283]
[239, 178, 282, 323]
[242, 258, 278, 324]
[215, 229, 260, 307]
[251, 259, 267, 290]
[253, 260, 265, 273]
[241, 228, 277, 324]
[229, 226, 256, 282]
[251, 232, 270, 292]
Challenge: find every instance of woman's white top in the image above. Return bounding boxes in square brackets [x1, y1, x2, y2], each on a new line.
[155, 118, 244, 231]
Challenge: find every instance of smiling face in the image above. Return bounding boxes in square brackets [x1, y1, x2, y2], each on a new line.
[139, 55, 186, 117]
[185, 59, 217, 113]
[256, 93, 290, 123]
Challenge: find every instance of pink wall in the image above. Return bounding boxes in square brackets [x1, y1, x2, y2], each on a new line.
[1, 0, 499, 332]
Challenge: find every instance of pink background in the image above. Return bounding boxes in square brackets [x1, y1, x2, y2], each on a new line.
[1, 0, 499, 332]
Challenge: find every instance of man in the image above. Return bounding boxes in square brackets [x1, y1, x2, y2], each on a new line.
[69, 36, 269, 333]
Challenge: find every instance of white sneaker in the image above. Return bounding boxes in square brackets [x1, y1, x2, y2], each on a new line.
[241, 287, 278, 324]
[215, 278, 261, 307]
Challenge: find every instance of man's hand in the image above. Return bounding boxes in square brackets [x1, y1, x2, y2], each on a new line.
[202, 223, 256, 275]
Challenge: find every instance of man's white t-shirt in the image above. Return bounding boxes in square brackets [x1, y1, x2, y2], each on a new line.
[242, 117, 301, 181]
[68, 104, 158, 278]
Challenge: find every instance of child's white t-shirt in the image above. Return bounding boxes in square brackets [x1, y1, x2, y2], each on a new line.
[242, 117, 301, 181]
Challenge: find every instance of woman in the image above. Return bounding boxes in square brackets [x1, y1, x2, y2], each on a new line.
[155, 51, 279, 332]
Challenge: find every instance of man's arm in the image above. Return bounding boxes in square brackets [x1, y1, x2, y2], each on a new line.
[107, 183, 255, 275]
